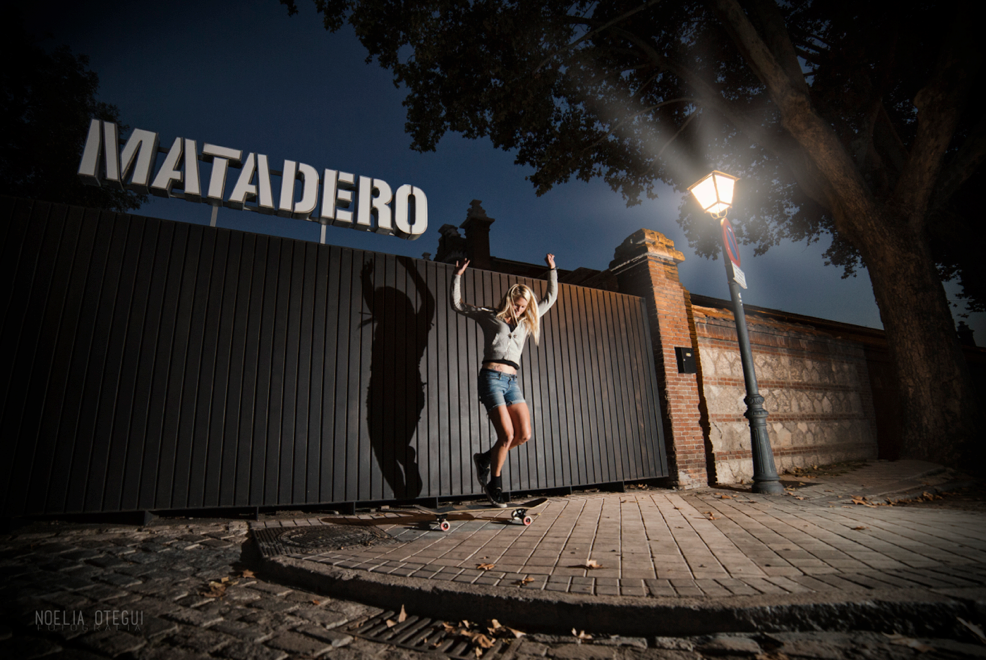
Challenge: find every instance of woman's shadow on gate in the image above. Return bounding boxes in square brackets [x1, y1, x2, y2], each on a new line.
[360, 256, 435, 499]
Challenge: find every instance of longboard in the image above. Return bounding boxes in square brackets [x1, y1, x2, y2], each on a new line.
[409, 497, 548, 532]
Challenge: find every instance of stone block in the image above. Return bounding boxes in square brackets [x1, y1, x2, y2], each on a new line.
[217, 640, 288, 660]
[291, 623, 353, 647]
[164, 627, 237, 654]
[265, 631, 333, 655]
[79, 629, 147, 656]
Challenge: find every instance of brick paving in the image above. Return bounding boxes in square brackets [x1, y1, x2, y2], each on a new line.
[2, 459, 985, 658]
[266, 461, 986, 600]
[0, 519, 379, 659]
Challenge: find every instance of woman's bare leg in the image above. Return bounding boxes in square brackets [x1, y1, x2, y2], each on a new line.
[488, 405, 515, 477]
[506, 403, 532, 450]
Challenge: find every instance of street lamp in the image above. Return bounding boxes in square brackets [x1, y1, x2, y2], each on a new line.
[688, 171, 784, 494]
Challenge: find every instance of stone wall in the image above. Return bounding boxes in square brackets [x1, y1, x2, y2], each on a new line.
[693, 305, 878, 484]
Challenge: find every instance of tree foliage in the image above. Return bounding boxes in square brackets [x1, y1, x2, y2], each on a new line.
[1, 14, 146, 212]
[283, 0, 984, 312]
[286, 0, 984, 465]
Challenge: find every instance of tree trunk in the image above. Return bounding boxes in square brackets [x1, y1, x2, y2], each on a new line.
[856, 211, 981, 467]
[708, 0, 983, 469]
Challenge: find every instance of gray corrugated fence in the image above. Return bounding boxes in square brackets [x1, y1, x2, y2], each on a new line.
[0, 197, 667, 515]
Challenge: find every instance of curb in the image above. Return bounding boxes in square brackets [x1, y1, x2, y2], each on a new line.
[262, 555, 985, 638]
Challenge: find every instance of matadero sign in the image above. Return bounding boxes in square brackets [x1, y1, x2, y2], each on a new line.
[77, 119, 428, 239]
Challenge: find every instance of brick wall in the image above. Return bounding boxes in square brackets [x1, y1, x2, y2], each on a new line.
[610, 230, 708, 488]
[692, 305, 878, 484]
[607, 229, 878, 488]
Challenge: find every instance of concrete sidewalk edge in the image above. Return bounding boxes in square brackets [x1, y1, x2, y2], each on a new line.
[263, 555, 984, 638]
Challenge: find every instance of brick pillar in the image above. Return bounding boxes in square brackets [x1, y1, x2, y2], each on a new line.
[610, 229, 708, 488]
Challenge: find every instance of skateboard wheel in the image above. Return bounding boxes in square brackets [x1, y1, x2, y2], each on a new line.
[523, 515, 533, 526]
[439, 520, 451, 532]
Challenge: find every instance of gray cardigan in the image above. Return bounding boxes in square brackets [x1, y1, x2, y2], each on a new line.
[450, 270, 558, 366]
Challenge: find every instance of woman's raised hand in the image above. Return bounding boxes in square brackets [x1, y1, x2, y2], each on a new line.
[455, 259, 470, 276]
[545, 253, 556, 269]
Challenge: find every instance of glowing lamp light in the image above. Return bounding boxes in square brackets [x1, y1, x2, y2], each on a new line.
[687, 170, 738, 217]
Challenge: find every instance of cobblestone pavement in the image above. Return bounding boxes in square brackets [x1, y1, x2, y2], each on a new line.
[2, 460, 985, 659]
[265, 461, 986, 601]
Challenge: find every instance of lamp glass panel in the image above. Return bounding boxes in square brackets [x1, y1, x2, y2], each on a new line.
[714, 174, 735, 207]
[690, 176, 719, 212]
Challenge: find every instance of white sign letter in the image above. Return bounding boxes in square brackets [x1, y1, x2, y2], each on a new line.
[228, 153, 257, 209]
[78, 119, 103, 186]
[371, 179, 393, 235]
[183, 139, 201, 201]
[202, 144, 243, 203]
[333, 172, 355, 226]
[150, 137, 185, 197]
[294, 163, 319, 219]
[117, 128, 160, 193]
[394, 185, 428, 240]
[355, 177, 393, 233]
[278, 160, 297, 217]
[256, 154, 274, 213]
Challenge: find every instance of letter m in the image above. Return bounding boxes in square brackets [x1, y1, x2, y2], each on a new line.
[78, 119, 160, 192]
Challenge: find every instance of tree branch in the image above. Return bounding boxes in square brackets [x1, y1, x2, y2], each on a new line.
[584, 98, 697, 153]
[893, 3, 982, 227]
[706, 0, 875, 231]
[932, 113, 986, 211]
[746, 0, 810, 97]
[536, 0, 665, 73]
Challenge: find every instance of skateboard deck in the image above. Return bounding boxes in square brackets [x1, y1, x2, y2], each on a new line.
[409, 497, 548, 531]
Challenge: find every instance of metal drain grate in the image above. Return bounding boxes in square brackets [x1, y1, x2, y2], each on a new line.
[252, 524, 397, 558]
[348, 611, 522, 659]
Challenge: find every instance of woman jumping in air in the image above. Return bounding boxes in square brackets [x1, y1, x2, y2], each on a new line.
[451, 254, 558, 506]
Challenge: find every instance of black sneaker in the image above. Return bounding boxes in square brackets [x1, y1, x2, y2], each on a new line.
[473, 452, 490, 491]
[484, 482, 507, 508]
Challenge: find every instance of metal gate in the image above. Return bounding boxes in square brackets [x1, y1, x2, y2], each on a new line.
[0, 197, 667, 516]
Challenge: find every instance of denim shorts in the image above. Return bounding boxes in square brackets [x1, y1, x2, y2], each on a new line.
[477, 369, 525, 412]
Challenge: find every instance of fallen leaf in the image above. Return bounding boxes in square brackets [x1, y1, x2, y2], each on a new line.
[465, 632, 494, 649]
[571, 559, 603, 569]
[851, 496, 876, 508]
[312, 599, 320, 606]
[958, 617, 986, 645]
[200, 576, 237, 599]
[794, 496, 806, 501]
[884, 633, 934, 652]
[477, 563, 496, 571]
[386, 619, 396, 628]
[240, 569, 256, 578]
[852, 526, 867, 531]
[572, 629, 593, 641]
[515, 576, 535, 586]
[718, 494, 734, 499]
[705, 512, 718, 520]
[398, 605, 407, 623]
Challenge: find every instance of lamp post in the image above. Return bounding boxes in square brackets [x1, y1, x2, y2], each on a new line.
[688, 171, 784, 494]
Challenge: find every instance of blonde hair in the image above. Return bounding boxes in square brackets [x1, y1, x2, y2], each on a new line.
[496, 284, 541, 344]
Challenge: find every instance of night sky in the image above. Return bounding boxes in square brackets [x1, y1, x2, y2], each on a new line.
[23, 0, 984, 342]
